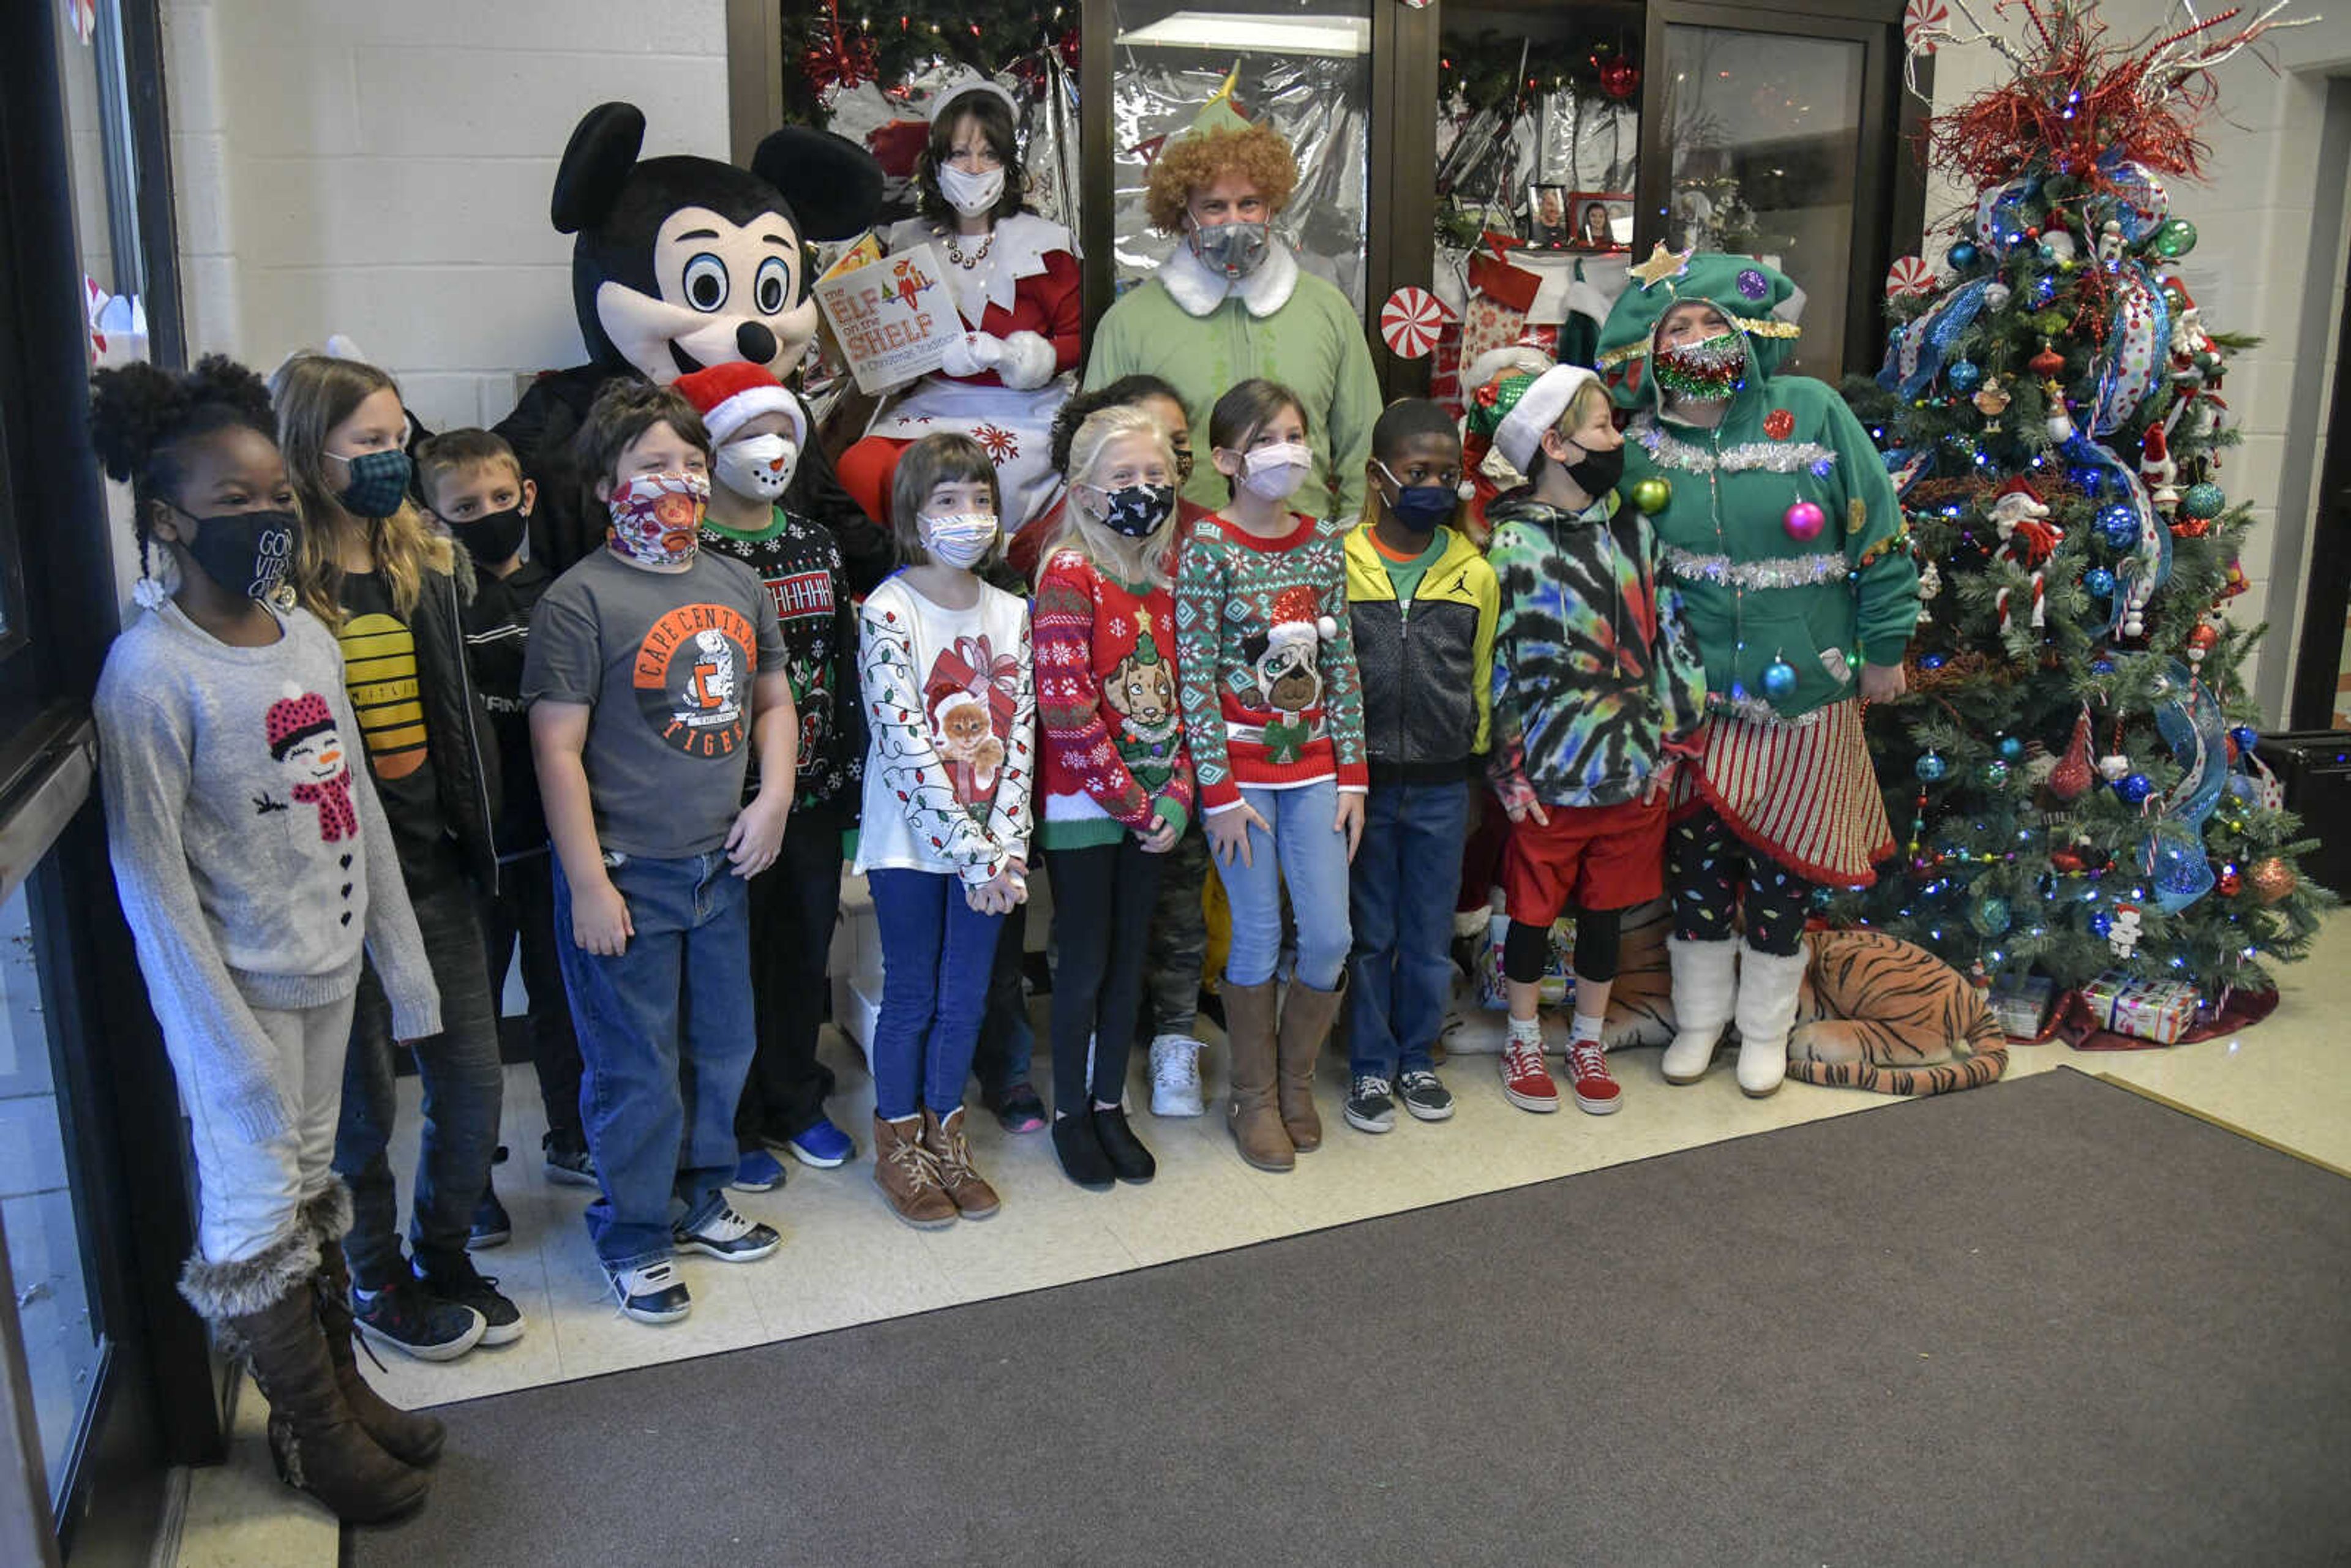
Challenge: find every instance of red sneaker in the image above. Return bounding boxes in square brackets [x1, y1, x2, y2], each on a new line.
[1565, 1037, 1621, 1115]
[1499, 1036, 1559, 1113]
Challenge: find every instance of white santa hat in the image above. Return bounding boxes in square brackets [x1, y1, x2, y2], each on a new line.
[1495, 364, 1606, 476]
[673, 362, 808, 451]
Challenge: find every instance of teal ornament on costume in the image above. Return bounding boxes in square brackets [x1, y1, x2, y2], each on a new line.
[1761, 658, 1798, 701]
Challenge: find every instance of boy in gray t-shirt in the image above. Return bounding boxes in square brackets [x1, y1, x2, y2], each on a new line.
[522, 383, 795, 1324]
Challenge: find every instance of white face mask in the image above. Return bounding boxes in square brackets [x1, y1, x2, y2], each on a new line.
[714, 432, 800, 501]
[938, 163, 1005, 217]
[1238, 442, 1313, 501]
[920, 510, 998, 569]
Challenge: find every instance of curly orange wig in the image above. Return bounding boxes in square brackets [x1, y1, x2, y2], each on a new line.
[1143, 123, 1299, 236]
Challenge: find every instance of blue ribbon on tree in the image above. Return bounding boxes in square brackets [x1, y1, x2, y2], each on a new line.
[2062, 432, 2170, 634]
[1878, 279, 1992, 400]
[2141, 660, 2225, 913]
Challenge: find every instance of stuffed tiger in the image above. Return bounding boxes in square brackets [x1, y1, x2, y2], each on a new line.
[1597, 907, 2007, 1095]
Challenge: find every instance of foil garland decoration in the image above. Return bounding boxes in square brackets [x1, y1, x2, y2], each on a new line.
[1635, 422, 1837, 476]
[1662, 547, 1850, 590]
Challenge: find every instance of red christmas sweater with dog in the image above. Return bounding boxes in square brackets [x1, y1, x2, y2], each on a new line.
[1174, 511, 1367, 814]
[1033, 548, 1194, 850]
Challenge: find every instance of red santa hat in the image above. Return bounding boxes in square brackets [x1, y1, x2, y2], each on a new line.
[673, 362, 808, 450]
[266, 685, 336, 759]
[1265, 584, 1338, 651]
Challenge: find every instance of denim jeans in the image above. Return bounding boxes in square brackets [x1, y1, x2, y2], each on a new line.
[1348, 779, 1470, 1079]
[336, 870, 506, 1287]
[867, 868, 1005, 1122]
[476, 848, 583, 1144]
[736, 806, 845, 1149]
[553, 850, 754, 1270]
[1218, 778, 1353, 992]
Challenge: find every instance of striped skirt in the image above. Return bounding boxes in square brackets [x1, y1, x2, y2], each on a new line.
[1674, 698, 1893, 887]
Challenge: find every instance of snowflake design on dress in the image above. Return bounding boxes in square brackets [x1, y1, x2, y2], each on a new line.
[970, 423, 1019, 463]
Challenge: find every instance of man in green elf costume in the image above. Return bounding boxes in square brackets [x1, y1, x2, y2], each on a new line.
[1597, 246, 1919, 1098]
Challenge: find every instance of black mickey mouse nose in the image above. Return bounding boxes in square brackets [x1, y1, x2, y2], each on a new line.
[736, 321, 778, 364]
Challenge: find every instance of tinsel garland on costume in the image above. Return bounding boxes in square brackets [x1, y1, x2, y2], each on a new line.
[1637, 426, 1839, 478]
[1662, 548, 1854, 591]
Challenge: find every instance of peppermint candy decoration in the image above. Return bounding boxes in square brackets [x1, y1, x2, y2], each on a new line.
[1902, 0, 1948, 53]
[1379, 287, 1452, 359]
[1885, 255, 1937, 298]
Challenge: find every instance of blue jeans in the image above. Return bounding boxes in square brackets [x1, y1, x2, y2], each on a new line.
[867, 868, 1005, 1122]
[553, 850, 754, 1270]
[1218, 779, 1353, 992]
[1348, 779, 1469, 1079]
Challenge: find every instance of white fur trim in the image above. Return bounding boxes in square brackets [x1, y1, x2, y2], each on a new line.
[995, 330, 1057, 391]
[1463, 345, 1554, 392]
[178, 1225, 317, 1323]
[699, 384, 804, 449]
[927, 76, 1019, 125]
[888, 214, 1072, 327]
[1158, 238, 1300, 319]
[1496, 365, 1605, 475]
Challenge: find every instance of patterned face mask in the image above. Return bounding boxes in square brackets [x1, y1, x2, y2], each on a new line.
[1654, 330, 1747, 403]
[714, 433, 799, 501]
[332, 448, 413, 519]
[919, 510, 999, 569]
[1189, 220, 1270, 279]
[606, 470, 710, 566]
[1085, 482, 1177, 538]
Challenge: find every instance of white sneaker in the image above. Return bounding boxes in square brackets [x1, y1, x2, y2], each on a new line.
[1148, 1033, 1205, 1117]
[608, 1259, 692, 1325]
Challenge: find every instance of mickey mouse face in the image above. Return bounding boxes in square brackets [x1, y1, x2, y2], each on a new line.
[596, 204, 817, 382]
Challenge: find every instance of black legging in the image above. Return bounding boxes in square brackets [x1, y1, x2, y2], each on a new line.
[1504, 906, 1624, 985]
[1667, 805, 1812, 956]
[1046, 836, 1165, 1114]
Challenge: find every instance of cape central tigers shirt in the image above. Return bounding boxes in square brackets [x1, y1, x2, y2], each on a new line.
[522, 549, 787, 860]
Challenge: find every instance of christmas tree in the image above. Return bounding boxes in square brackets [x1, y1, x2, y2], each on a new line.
[1835, 0, 2333, 1015]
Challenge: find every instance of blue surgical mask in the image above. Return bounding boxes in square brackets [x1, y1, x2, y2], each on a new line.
[333, 448, 413, 518]
[1376, 461, 1458, 535]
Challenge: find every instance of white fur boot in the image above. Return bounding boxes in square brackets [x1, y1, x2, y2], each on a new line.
[1660, 937, 1738, 1084]
[1733, 945, 1809, 1098]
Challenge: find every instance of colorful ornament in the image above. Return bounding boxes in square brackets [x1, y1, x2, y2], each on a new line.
[1972, 378, 2011, 429]
[2229, 725, 2259, 757]
[1997, 735, 2025, 762]
[1916, 751, 1948, 782]
[1761, 658, 1798, 700]
[2117, 771, 2154, 805]
[2088, 910, 2114, 939]
[2180, 482, 2225, 520]
[1983, 757, 2011, 787]
[1947, 240, 1981, 271]
[2249, 857, 2298, 904]
[1598, 56, 1642, 101]
[1947, 359, 1982, 393]
[1886, 255, 1938, 297]
[2217, 865, 2241, 897]
[1984, 282, 2012, 310]
[1379, 287, 1452, 360]
[2048, 711, 2094, 801]
[2151, 219, 2199, 258]
[2099, 505, 2140, 550]
[1970, 895, 2013, 937]
[1782, 500, 1826, 542]
[2084, 567, 2116, 598]
[2107, 902, 2143, 959]
[1764, 408, 1796, 440]
[1626, 476, 1671, 515]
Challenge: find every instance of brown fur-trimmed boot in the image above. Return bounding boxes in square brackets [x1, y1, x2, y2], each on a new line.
[1275, 975, 1346, 1153]
[300, 1186, 444, 1468]
[1221, 979, 1292, 1172]
[872, 1112, 958, 1228]
[920, 1106, 1001, 1220]
[186, 1232, 427, 1525]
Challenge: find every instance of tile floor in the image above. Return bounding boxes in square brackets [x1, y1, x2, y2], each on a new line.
[172, 913, 2351, 1563]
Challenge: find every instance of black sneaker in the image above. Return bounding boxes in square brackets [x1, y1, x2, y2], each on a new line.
[468, 1180, 512, 1250]
[416, 1255, 526, 1346]
[353, 1275, 486, 1362]
[608, 1259, 692, 1326]
[1343, 1075, 1397, 1134]
[1397, 1070, 1455, 1122]
[542, 1131, 598, 1188]
[672, 1201, 782, 1264]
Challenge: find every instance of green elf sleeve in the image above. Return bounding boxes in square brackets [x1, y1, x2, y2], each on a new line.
[1323, 301, 1382, 521]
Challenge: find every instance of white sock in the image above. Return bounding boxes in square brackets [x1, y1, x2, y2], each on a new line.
[1507, 1015, 1542, 1045]
[1570, 1011, 1604, 1044]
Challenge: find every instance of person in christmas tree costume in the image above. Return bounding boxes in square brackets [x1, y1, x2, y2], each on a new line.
[1080, 77, 1381, 528]
[1596, 248, 1919, 1096]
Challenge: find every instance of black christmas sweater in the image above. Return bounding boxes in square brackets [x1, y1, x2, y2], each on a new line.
[699, 505, 864, 814]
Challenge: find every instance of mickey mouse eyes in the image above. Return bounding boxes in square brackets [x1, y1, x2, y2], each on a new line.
[754, 256, 791, 315]
[683, 253, 729, 312]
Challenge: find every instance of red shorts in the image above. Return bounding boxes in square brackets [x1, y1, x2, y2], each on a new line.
[1501, 796, 1668, 925]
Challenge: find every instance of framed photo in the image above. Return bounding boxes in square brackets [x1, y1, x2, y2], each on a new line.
[1526, 183, 1572, 248]
[1567, 190, 1633, 252]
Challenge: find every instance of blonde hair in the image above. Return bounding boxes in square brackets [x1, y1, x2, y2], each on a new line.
[1525, 378, 1618, 484]
[1043, 406, 1177, 590]
[272, 353, 452, 626]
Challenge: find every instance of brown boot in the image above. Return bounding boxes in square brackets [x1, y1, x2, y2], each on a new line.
[920, 1106, 1001, 1219]
[872, 1112, 957, 1228]
[1277, 975, 1346, 1152]
[1221, 978, 1292, 1172]
[301, 1188, 443, 1468]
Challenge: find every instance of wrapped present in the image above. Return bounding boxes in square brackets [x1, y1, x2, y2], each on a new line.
[2077, 970, 2201, 1046]
[1478, 911, 1575, 1010]
[1987, 973, 2055, 1039]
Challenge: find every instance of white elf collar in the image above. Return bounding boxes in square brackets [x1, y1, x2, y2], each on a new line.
[886, 212, 1071, 329]
[1157, 234, 1300, 319]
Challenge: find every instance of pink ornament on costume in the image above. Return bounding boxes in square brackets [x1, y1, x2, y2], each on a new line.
[1783, 500, 1828, 542]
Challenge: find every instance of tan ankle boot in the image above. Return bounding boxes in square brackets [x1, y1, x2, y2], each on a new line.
[1276, 975, 1345, 1152]
[1221, 979, 1291, 1171]
[872, 1113, 956, 1228]
[920, 1106, 1001, 1219]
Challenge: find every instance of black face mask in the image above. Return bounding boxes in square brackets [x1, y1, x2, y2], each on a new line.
[173, 503, 298, 599]
[1561, 441, 1625, 498]
[1090, 483, 1177, 538]
[451, 506, 530, 566]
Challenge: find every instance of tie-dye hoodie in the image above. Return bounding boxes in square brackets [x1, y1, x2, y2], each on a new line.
[1485, 488, 1708, 811]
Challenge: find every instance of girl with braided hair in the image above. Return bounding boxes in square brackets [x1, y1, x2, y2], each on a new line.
[89, 356, 444, 1522]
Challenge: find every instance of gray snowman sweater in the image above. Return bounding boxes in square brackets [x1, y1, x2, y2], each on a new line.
[96, 599, 440, 1141]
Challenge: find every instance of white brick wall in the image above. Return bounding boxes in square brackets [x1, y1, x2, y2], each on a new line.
[1926, 6, 2351, 719]
[162, 0, 729, 435]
